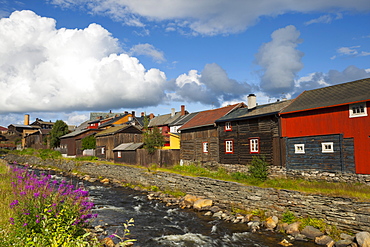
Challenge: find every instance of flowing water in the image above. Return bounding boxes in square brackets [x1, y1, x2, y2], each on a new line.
[9, 162, 318, 247]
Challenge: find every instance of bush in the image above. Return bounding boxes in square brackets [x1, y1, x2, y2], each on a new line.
[248, 156, 269, 182]
[282, 210, 297, 224]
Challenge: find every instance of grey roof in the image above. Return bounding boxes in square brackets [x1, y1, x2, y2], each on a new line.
[281, 78, 370, 114]
[89, 112, 124, 121]
[148, 112, 184, 127]
[169, 112, 199, 126]
[9, 124, 40, 129]
[60, 128, 89, 138]
[113, 142, 144, 151]
[216, 100, 292, 122]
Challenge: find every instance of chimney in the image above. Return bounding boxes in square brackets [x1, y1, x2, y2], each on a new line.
[131, 111, 135, 117]
[141, 112, 145, 117]
[181, 105, 185, 116]
[247, 94, 257, 109]
[124, 111, 128, 114]
[24, 114, 30, 125]
[149, 113, 155, 119]
[171, 108, 175, 117]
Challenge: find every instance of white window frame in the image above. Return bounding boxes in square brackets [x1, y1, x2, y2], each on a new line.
[225, 140, 233, 153]
[322, 142, 334, 153]
[203, 142, 209, 153]
[294, 144, 305, 154]
[117, 151, 122, 158]
[249, 138, 259, 154]
[349, 102, 367, 118]
[225, 122, 232, 131]
[102, 147, 105, 154]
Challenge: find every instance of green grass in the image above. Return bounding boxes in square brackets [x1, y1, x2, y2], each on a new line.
[0, 160, 14, 234]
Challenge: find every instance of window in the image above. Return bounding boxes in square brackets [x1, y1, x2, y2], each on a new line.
[225, 122, 232, 131]
[349, 103, 367, 118]
[322, 142, 334, 153]
[203, 142, 209, 153]
[102, 147, 105, 154]
[294, 144, 305, 154]
[249, 138, 259, 154]
[117, 151, 122, 158]
[225, 140, 233, 154]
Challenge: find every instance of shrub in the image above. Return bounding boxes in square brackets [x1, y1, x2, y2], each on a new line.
[248, 156, 269, 182]
[281, 210, 297, 224]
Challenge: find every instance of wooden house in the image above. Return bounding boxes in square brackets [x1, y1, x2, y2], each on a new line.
[112, 142, 144, 164]
[148, 106, 187, 148]
[0, 126, 8, 134]
[95, 124, 142, 160]
[24, 129, 51, 149]
[178, 103, 245, 164]
[60, 129, 101, 157]
[30, 118, 54, 129]
[216, 94, 292, 166]
[280, 78, 370, 174]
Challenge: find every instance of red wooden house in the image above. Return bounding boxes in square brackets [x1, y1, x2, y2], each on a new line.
[280, 78, 370, 174]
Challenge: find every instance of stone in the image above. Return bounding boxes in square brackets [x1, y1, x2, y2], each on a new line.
[193, 199, 213, 210]
[265, 216, 279, 230]
[279, 239, 293, 246]
[340, 233, 355, 241]
[247, 221, 260, 232]
[100, 178, 110, 184]
[183, 194, 200, 206]
[101, 237, 114, 247]
[209, 205, 222, 213]
[356, 232, 370, 247]
[326, 240, 335, 247]
[335, 239, 354, 247]
[315, 235, 333, 245]
[285, 222, 301, 236]
[213, 211, 223, 219]
[294, 234, 308, 241]
[204, 211, 212, 216]
[301, 225, 324, 240]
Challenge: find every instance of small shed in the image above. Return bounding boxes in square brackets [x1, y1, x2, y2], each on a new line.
[113, 142, 144, 164]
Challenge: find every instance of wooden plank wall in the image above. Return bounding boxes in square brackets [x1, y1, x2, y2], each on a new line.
[286, 134, 355, 173]
[136, 149, 180, 167]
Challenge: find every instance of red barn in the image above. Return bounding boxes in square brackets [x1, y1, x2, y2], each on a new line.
[280, 78, 370, 174]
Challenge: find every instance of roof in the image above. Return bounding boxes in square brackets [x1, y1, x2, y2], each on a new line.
[281, 78, 370, 114]
[89, 112, 124, 121]
[8, 124, 40, 129]
[148, 111, 184, 127]
[217, 100, 292, 122]
[98, 114, 129, 128]
[60, 128, 90, 138]
[179, 103, 245, 131]
[95, 124, 141, 137]
[169, 112, 199, 126]
[0, 126, 7, 131]
[113, 142, 144, 151]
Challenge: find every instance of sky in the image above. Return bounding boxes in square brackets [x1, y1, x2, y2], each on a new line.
[0, 0, 370, 127]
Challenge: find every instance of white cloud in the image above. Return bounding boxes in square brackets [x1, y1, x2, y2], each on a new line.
[255, 25, 304, 97]
[0, 10, 167, 114]
[304, 13, 343, 25]
[129, 43, 166, 63]
[48, 0, 370, 35]
[331, 45, 370, 59]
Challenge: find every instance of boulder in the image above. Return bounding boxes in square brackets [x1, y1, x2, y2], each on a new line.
[183, 194, 200, 207]
[193, 198, 213, 210]
[100, 178, 110, 184]
[285, 222, 301, 236]
[265, 216, 279, 230]
[101, 237, 114, 247]
[356, 232, 370, 247]
[247, 221, 261, 232]
[301, 225, 324, 240]
[335, 239, 354, 247]
[315, 235, 333, 245]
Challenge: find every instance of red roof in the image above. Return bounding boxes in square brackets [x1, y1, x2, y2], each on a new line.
[0, 126, 8, 131]
[179, 103, 245, 131]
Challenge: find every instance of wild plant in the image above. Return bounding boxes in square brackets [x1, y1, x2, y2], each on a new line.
[4, 165, 98, 246]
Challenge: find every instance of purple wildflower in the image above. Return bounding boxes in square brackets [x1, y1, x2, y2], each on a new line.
[10, 200, 19, 208]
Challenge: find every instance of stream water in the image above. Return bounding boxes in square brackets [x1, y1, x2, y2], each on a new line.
[9, 162, 318, 247]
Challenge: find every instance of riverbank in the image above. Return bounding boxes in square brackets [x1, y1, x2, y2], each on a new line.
[4, 154, 370, 244]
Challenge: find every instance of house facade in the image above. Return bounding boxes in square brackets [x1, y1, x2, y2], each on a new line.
[60, 129, 101, 157]
[95, 125, 142, 160]
[216, 95, 292, 166]
[280, 78, 370, 174]
[179, 103, 245, 164]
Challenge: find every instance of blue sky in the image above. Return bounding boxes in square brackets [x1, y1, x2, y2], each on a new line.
[0, 0, 369, 127]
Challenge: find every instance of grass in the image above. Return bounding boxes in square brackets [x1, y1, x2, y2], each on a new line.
[0, 159, 14, 235]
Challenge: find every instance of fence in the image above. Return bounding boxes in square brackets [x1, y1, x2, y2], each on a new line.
[135, 149, 180, 167]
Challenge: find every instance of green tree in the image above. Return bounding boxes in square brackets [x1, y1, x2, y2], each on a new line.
[49, 120, 69, 148]
[142, 116, 164, 154]
[81, 135, 96, 150]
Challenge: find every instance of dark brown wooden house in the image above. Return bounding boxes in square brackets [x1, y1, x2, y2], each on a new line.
[112, 142, 144, 164]
[95, 124, 142, 160]
[178, 103, 245, 164]
[216, 95, 292, 166]
[60, 129, 101, 157]
[24, 129, 51, 149]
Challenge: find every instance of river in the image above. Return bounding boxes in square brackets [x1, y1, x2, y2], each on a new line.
[9, 162, 318, 247]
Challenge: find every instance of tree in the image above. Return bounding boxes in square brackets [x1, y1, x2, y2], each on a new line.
[142, 116, 165, 154]
[49, 120, 69, 148]
[81, 135, 96, 150]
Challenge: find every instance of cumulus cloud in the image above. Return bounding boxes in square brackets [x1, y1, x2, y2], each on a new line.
[0, 10, 167, 114]
[48, 0, 370, 35]
[255, 25, 304, 97]
[174, 63, 251, 106]
[129, 43, 166, 63]
[294, 65, 370, 96]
